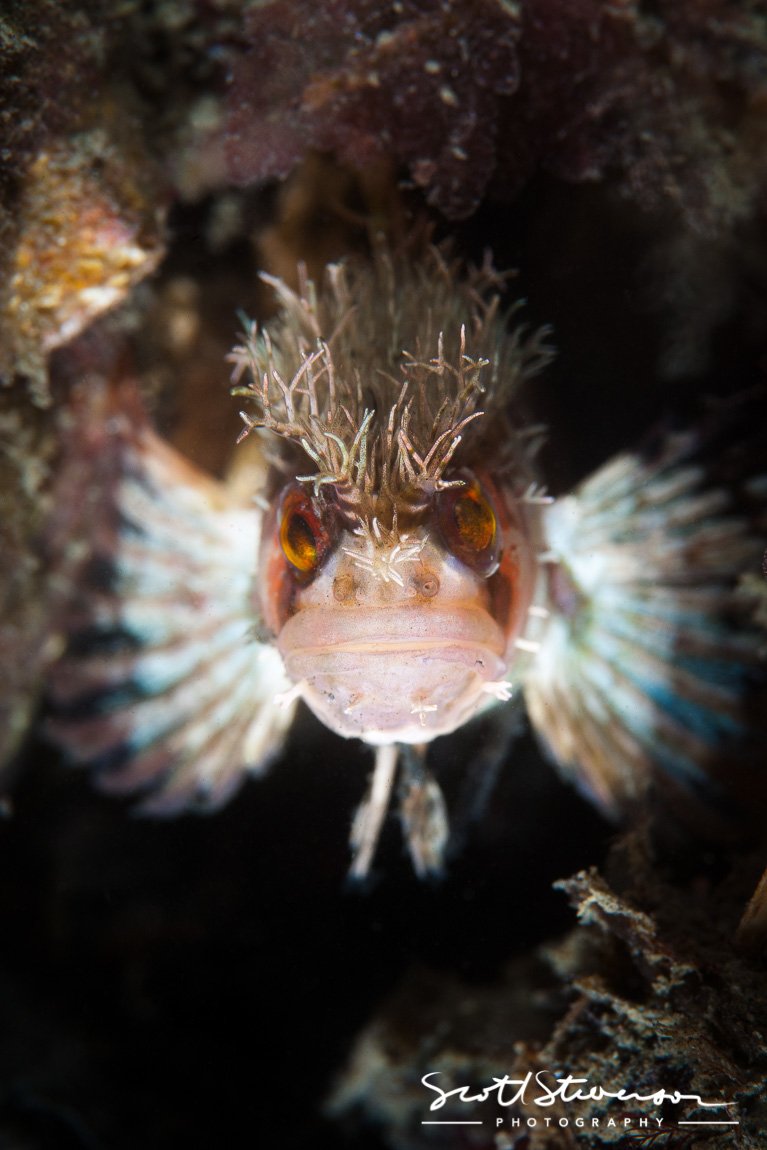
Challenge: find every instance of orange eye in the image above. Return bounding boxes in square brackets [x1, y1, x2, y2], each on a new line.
[279, 486, 331, 575]
[436, 473, 500, 576]
[453, 486, 496, 551]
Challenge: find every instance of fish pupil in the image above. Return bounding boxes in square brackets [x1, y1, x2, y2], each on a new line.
[435, 471, 501, 577]
[281, 511, 318, 571]
[453, 488, 496, 552]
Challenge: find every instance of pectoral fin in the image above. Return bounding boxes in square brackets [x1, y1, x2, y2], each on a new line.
[524, 405, 767, 823]
[48, 385, 295, 813]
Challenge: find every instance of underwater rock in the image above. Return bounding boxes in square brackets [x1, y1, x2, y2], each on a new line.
[0, 388, 58, 778]
[226, 0, 767, 230]
[0, 2, 167, 404]
[226, 0, 522, 220]
[329, 827, 767, 1148]
[1, 129, 165, 404]
[0, 3, 164, 766]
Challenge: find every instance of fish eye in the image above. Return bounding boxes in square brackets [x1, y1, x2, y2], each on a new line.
[435, 473, 500, 577]
[279, 486, 331, 575]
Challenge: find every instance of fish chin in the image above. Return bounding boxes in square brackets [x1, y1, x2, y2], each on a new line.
[277, 604, 508, 743]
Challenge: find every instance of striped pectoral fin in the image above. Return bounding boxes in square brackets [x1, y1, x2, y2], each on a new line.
[523, 428, 767, 824]
[48, 413, 295, 814]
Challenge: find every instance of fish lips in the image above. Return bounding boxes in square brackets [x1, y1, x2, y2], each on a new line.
[277, 604, 508, 743]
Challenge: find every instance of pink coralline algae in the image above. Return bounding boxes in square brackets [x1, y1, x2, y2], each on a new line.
[226, 0, 767, 229]
[226, 0, 522, 221]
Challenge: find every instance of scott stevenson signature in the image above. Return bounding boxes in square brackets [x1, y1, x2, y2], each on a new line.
[421, 1070, 735, 1111]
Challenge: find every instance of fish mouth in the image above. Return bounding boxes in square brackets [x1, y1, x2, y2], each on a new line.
[277, 604, 508, 744]
[278, 603, 506, 659]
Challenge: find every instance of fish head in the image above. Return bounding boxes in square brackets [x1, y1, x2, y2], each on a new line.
[257, 469, 538, 744]
[229, 251, 552, 746]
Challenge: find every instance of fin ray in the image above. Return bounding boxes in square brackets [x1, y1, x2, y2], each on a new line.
[48, 387, 295, 811]
[525, 404, 766, 820]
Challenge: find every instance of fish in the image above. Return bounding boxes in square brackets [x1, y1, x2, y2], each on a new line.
[47, 245, 767, 878]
